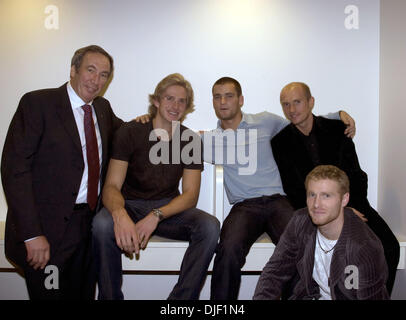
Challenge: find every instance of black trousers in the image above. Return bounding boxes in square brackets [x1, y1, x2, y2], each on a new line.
[23, 205, 95, 300]
[210, 194, 294, 300]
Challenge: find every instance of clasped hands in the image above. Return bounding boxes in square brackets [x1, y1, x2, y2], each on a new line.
[112, 209, 159, 255]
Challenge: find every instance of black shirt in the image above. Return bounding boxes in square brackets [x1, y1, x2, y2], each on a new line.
[294, 122, 321, 166]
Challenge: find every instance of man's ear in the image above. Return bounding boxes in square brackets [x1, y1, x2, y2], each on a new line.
[239, 95, 244, 108]
[70, 65, 76, 80]
[342, 192, 350, 207]
[153, 98, 160, 109]
[309, 96, 315, 111]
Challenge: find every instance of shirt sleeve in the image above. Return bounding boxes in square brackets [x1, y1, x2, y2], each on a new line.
[111, 122, 135, 162]
[181, 128, 204, 171]
[262, 112, 290, 138]
[321, 111, 341, 120]
[1, 92, 44, 241]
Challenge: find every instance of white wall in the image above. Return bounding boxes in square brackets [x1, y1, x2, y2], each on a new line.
[0, 0, 381, 220]
[379, 0, 406, 241]
[379, 0, 406, 299]
[1, 0, 387, 299]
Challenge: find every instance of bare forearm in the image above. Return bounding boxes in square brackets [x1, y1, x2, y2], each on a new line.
[158, 192, 198, 219]
[102, 184, 126, 217]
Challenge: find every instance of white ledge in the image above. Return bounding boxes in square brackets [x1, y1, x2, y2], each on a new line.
[1, 165, 405, 271]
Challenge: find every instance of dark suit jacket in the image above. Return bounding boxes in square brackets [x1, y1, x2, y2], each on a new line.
[271, 115, 369, 211]
[253, 208, 389, 300]
[1, 83, 123, 267]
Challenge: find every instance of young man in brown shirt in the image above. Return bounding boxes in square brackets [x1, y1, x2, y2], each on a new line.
[92, 74, 220, 300]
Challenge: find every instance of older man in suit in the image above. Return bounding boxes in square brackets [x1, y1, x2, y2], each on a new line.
[1, 45, 123, 299]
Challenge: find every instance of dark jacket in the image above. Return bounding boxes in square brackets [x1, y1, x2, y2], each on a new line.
[253, 208, 389, 300]
[1, 83, 123, 266]
[271, 115, 368, 211]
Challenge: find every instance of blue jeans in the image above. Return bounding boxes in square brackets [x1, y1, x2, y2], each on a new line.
[92, 198, 220, 300]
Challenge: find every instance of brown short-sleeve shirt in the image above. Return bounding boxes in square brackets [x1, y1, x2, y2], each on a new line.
[112, 121, 203, 200]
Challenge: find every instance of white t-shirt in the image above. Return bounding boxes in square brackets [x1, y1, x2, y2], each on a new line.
[312, 230, 337, 300]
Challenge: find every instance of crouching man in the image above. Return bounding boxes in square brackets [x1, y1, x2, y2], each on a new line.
[254, 165, 388, 300]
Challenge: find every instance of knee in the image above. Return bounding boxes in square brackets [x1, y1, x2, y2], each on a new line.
[205, 215, 221, 243]
[92, 207, 114, 241]
[216, 234, 245, 261]
[214, 238, 247, 268]
[195, 214, 220, 245]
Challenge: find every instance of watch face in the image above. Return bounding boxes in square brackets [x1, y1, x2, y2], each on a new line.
[153, 209, 163, 220]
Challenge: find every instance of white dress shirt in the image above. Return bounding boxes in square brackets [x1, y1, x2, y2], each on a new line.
[67, 82, 103, 204]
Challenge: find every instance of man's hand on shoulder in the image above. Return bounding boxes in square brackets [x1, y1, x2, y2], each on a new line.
[133, 114, 151, 124]
[339, 110, 356, 138]
[349, 207, 368, 222]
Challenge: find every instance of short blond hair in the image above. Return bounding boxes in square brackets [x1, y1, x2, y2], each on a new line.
[305, 165, 350, 195]
[148, 73, 195, 122]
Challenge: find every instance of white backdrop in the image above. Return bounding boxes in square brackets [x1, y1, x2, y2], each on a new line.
[8, 0, 406, 301]
[0, 0, 380, 223]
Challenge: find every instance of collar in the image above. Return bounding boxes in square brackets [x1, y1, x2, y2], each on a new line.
[290, 113, 318, 138]
[67, 81, 93, 110]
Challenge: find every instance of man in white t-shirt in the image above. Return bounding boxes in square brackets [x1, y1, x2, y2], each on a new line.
[253, 165, 389, 300]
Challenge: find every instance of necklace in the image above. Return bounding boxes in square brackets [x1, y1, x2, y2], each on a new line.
[317, 232, 337, 254]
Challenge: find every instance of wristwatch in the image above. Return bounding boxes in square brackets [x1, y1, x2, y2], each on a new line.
[152, 208, 164, 221]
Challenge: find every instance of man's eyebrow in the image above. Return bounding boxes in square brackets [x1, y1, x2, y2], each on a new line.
[214, 92, 234, 95]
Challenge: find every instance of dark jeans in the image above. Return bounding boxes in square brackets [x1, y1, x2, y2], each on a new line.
[24, 205, 95, 300]
[210, 194, 294, 300]
[92, 198, 220, 300]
